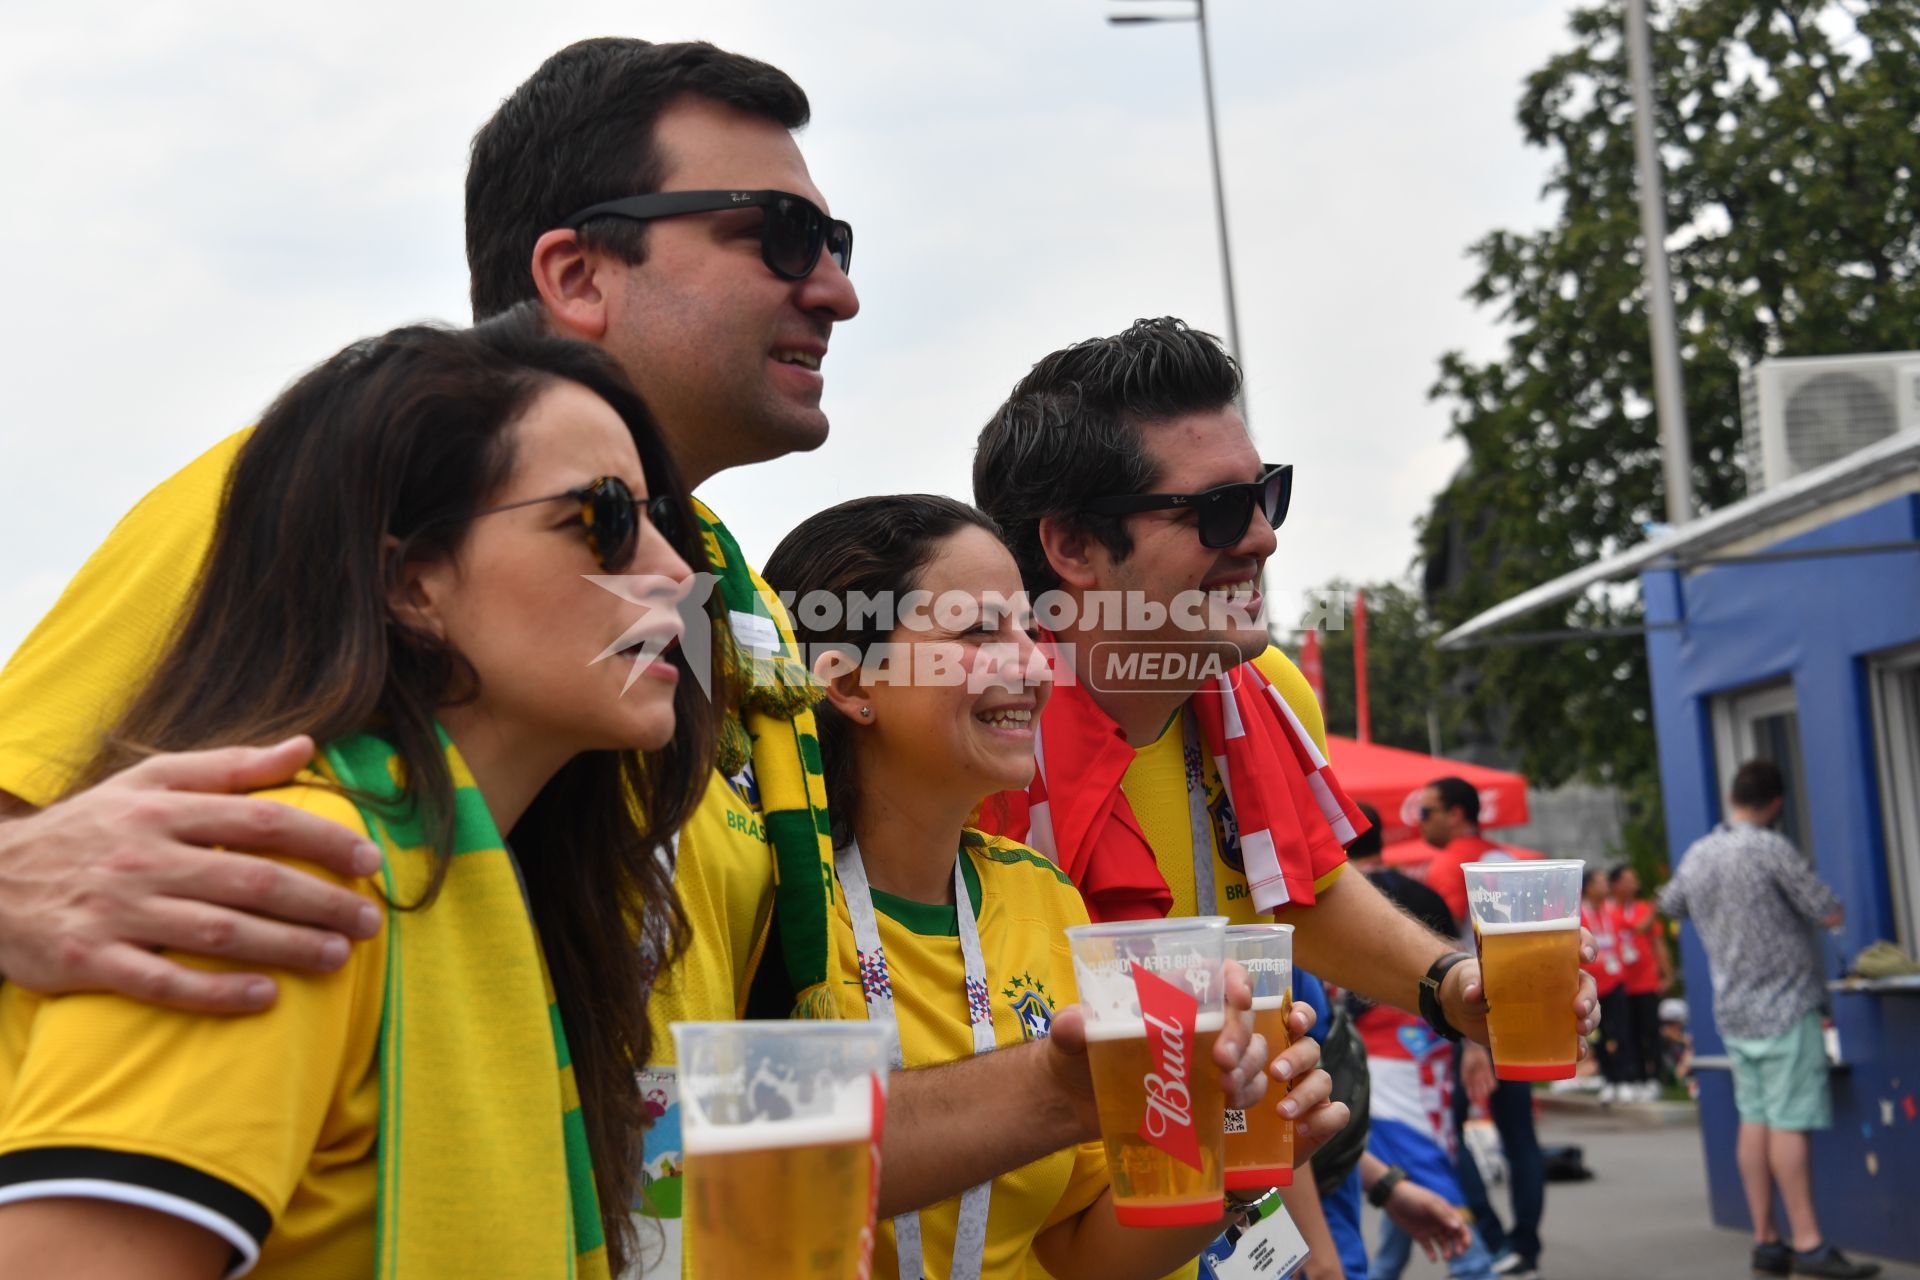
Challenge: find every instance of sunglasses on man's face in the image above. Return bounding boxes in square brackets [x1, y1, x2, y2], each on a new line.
[469, 476, 681, 574]
[1082, 462, 1293, 550]
[562, 189, 854, 281]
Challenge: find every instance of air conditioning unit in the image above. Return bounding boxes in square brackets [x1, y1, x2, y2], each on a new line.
[1740, 352, 1920, 492]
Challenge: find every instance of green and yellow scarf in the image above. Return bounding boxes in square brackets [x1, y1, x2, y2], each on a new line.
[319, 731, 609, 1280]
[693, 499, 841, 1020]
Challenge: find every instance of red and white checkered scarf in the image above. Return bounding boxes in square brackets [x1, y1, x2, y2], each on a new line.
[982, 645, 1367, 921]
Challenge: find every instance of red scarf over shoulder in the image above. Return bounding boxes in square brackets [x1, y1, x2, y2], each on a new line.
[980, 642, 1367, 922]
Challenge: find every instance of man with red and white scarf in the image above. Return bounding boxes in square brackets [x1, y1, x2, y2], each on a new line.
[972, 316, 1601, 1079]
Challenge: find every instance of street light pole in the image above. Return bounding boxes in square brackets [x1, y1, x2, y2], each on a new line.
[1626, 0, 1694, 526]
[1110, 0, 1247, 422]
[1192, 0, 1244, 375]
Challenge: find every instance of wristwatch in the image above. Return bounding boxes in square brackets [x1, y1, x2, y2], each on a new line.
[1419, 951, 1473, 1042]
[1367, 1163, 1410, 1208]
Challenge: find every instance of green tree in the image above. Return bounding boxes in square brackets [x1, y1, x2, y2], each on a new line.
[1420, 0, 1920, 878]
[1305, 580, 1452, 754]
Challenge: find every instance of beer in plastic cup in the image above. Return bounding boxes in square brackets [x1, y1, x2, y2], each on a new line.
[670, 1021, 890, 1278]
[1066, 916, 1229, 1228]
[1462, 860, 1585, 1081]
[1223, 923, 1294, 1190]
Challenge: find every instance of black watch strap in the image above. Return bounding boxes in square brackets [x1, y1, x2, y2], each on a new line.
[1419, 950, 1472, 1042]
[1367, 1163, 1410, 1208]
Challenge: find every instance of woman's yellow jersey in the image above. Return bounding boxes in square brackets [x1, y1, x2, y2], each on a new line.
[0, 783, 383, 1277]
[829, 834, 1110, 1279]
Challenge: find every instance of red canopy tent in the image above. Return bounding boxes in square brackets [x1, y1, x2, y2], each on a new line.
[1323, 735, 1531, 854]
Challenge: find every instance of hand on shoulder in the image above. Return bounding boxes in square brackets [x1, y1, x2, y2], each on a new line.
[0, 737, 383, 1013]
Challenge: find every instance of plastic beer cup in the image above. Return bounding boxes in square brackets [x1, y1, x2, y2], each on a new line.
[1066, 916, 1229, 1228]
[1223, 924, 1294, 1190]
[671, 1022, 891, 1278]
[1462, 860, 1585, 1081]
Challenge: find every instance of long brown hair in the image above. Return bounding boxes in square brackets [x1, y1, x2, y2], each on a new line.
[72, 305, 712, 1272]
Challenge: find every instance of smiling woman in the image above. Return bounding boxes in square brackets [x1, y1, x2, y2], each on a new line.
[0, 308, 713, 1280]
[759, 495, 1325, 1280]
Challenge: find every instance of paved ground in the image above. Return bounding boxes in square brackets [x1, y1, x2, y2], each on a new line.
[1357, 1105, 1920, 1280]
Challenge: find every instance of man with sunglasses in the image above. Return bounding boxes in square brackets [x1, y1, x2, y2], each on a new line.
[0, 39, 1303, 1276]
[973, 317, 1601, 1104]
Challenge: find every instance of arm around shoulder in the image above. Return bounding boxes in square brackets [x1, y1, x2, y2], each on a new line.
[0, 745, 383, 1011]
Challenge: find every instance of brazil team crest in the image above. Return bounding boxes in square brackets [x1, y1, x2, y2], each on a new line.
[1190, 740, 1246, 873]
[1002, 971, 1056, 1040]
[1210, 779, 1244, 873]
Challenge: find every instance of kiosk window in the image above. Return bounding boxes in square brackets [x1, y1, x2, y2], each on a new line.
[1870, 647, 1920, 953]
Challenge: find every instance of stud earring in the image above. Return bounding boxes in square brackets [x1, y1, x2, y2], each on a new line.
[858, 706, 872, 718]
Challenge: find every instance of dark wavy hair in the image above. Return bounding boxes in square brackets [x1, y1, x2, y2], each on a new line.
[761, 495, 1002, 849]
[466, 37, 810, 320]
[72, 305, 712, 1274]
[973, 316, 1242, 593]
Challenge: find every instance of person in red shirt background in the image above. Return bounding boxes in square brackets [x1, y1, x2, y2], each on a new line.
[1609, 864, 1671, 1102]
[1416, 776, 1537, 927]
[1582, 866, 1632, 1101]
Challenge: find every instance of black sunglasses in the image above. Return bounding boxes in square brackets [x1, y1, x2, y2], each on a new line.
[470, 476, 681, 574]
[1082, 463, 1293, 550]
[562, 189, 853, 281]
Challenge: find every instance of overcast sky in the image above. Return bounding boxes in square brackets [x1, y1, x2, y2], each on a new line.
[0, 0, 1575, 665]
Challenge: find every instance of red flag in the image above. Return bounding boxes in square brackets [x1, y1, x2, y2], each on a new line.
[1354, 589, 1371, 745]
[1300, 628, 1326, 710]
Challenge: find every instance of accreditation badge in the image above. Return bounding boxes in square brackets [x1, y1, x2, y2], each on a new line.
[628, 1068, 684, 1278]
[1200, 1191, 1310, 1279]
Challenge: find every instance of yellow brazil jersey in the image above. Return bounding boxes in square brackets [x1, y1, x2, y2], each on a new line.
[0, 782, 384, 1277]
[1121, 647, 1346, 922]
[829, 834, 1109, 1280]
[644, 763, 777, 1057]
[0, 428, 253, 807]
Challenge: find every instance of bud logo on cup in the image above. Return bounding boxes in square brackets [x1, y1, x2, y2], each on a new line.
[1132, 961, 1204, 1172]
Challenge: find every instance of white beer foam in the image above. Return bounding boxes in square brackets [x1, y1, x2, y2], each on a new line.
[1476, 917, 1580, 935]
[682, 1109, 872, 1155]
[1083, 1009, 1228, 1042]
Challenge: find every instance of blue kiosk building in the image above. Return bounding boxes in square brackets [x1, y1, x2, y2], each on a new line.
[1443, 425, 1920, 1265]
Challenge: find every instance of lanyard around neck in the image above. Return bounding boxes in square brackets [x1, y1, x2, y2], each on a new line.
[1183, 708, 1220, 916]
[836, 839, 994, 1280]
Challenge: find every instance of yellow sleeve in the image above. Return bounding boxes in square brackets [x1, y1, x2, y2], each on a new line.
[0, 781, 382, 1268]
[1312, 861, 1348, 895]
[0, 429, 251, 806]
[1252, 646, 1327, 755]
